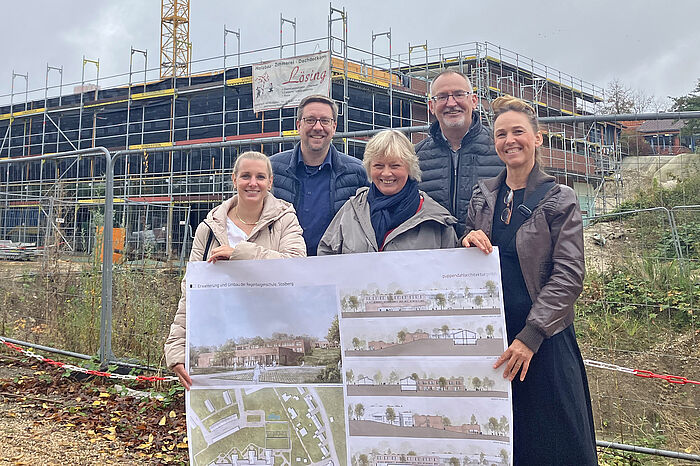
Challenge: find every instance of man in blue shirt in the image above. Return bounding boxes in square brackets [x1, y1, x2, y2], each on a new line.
[270, 95, 368, 255]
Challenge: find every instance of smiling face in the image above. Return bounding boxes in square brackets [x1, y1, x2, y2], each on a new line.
[428, 72, 478, 132]
[297, 101, 337, 160]
[370, 156, 410, 196]
[232, 159, 272, 206]
[493, 110, 543, 171]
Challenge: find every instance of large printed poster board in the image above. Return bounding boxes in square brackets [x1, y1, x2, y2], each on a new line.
[252, 52, 331, 113]
[185, 249, 513, 465]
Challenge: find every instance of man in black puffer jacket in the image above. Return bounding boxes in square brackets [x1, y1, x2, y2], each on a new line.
[416, 70, 502, 236]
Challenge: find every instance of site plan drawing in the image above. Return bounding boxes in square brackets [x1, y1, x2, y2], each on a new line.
[185, 248, 513, 465]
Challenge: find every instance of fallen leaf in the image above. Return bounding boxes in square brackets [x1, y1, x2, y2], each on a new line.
[169, 410, 176, 418]
[158, 415, 166, 426]
[99, 392, 111, 398]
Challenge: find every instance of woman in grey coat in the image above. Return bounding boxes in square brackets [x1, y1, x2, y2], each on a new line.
[318, 129, 457, 254]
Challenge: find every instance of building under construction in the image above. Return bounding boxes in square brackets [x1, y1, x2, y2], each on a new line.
[0, 7, 617, 260]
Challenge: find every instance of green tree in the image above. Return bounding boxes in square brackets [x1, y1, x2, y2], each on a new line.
[435, 293, 446, 309]
[470, 414, 478, 425]
[485, 280, 498, 306]
[352, 337, 361, 350]
[438, 376, 447, 391]
[346, 369, 354, 384]
[485, 324, 494, 338]
[354, 403, 365, 420]
[251, 336, 265, 346]
[397, 330, 406, 343]
[348, 295, 360, 311]
[407, 451, 417, 456]
[488, 417, 499, 435]
[388, 370, 399, 384]
[327, 315, 340, 345]
[442, 416, 451, 427]
[448, 457, 459, 466]
[482, 376, 495, 391]
[316, 364, 341, 383]
[499, 415, 509, 435]
[440, 324, 450, 337]
[385, 407, 396, 424]
[214, 339, 237, 367]
[671, 79, 700, 141]
[485, 280, 497, 296]
[374, 371, 383, 385]
[358, 454, 369, 466]
[474, 295, 483, 307]
[499, 449, 509, 465]
[472, 377, 481, 391]
[410, 372, 420, 382]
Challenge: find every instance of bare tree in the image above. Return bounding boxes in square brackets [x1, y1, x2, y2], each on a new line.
[602, 78, 663, 114]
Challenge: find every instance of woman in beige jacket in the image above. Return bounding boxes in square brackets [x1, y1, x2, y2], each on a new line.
[164, 151, 306, 388]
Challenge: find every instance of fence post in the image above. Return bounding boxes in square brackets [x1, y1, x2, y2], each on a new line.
[99, 147, 115, 366]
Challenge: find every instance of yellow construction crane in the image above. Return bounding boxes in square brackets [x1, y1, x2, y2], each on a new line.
[160, 0, 191, 78]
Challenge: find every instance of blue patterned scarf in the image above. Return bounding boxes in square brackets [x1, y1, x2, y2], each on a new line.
[367, 178, 420, 249]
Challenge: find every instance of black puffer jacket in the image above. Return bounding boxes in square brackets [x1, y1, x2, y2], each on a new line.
[270, 142, 368, 214]
[415, 112, 502, 236]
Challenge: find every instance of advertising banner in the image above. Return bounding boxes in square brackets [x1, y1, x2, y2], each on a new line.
[252, 51, 331, 113]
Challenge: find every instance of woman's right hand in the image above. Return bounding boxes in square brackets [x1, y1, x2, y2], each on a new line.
[208, 245, 235, 263]
[173, 363, 192, 390]
[462, 229, 493, 254]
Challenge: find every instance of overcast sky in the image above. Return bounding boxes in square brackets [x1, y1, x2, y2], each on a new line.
[2, 1, 699, 107]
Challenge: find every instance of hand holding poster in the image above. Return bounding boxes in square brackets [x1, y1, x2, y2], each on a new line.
[253, 52, 331, 113]
[185, 249, 513, 465]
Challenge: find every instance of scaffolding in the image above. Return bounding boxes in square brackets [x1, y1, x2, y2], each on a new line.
[0, 5, 619, 251]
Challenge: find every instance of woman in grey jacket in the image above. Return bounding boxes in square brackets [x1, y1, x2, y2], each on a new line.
[318, 130, 457, 254]
[462, 96, 596, 464]
[165, 151, 306, 389]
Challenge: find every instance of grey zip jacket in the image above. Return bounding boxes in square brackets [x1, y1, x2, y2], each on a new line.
[318, 187, 458, 254]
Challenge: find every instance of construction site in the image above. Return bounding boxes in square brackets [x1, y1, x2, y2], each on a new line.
[0, 2, 698, 464]
[0, 2, 625, 262]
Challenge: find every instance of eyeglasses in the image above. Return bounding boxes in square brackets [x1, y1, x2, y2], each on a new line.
[430, 91, 472, 103]
[500, 189, 513, 225]
[301, 117, 335, 127]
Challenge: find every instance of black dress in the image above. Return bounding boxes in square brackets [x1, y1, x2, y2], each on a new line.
[492, 183, 597, 466]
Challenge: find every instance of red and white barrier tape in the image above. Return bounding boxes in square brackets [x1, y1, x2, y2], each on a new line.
[2, 337, 697, 386]
[584, 359, 700, 386]
[0, 336, 177, 382]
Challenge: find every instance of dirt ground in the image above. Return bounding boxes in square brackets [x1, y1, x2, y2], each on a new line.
[0, 352, 188, 465]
